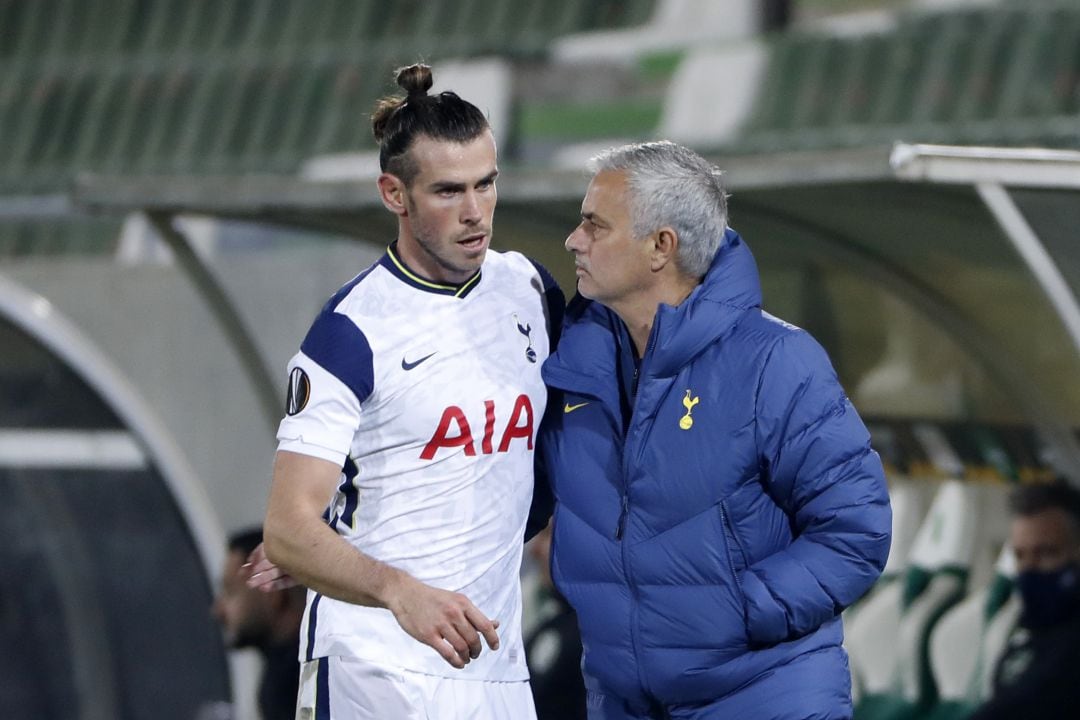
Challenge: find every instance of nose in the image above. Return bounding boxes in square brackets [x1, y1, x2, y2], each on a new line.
[565, 225, 584, 252]
[461, 191, 482, 224]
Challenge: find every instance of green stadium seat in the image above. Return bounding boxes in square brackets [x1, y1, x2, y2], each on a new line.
[237, 64, 305, 170]
[660, 41, 764, 149]
[176, 65, 245, 172]
[853, 480, 1011, 720]
[872, 11, 949, 127]
[1012, 7, 1080, 118]
[827, 32, 892, 128]
[33, 71, 96, 178]
[846, 478, 938, 706]
[0, 0, 28, 61]
[136, 67, 198, 173]
[70, 71, 135, 172]
[952, 9, 1029, 125]
[268, 61, 343, 167]
[0, 68, 31, 182]
[744, 33, 819, 134]
[925, 547, 1019, 720]
[4, 0, 59, 60]
[311, 59, 388, 156]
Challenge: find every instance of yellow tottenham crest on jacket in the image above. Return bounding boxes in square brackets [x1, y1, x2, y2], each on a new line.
[679, 390, 699, 430]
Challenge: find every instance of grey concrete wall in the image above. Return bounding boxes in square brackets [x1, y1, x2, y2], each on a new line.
[3, 239, 383, 534]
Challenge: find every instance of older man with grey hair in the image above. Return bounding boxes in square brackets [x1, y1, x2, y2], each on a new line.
[538, 141, 891, 720]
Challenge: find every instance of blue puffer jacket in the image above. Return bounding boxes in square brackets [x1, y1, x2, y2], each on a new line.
[539, 230, 891, 717]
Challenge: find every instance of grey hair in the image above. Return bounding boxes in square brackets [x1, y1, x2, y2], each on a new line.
[587, 141, 728, 279]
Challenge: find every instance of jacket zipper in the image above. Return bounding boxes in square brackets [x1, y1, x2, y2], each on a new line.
[619, 320, 660, 701]
[615, 495, 629, 539]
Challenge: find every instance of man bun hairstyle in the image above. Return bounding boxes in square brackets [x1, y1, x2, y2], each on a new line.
[371, 63, 490, 186]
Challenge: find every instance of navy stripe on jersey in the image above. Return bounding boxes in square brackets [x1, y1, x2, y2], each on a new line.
[300, 262, 379, 404]
[380, 242, 482, 298]
[301, 310, 375, 405]
[329, 457, 360, 532]
[305, 593, 322, 661]
[529, 258, 566, 351]
[316, 657, 330, 720]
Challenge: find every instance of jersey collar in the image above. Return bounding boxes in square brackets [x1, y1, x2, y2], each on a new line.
[381, 242, 483, 298]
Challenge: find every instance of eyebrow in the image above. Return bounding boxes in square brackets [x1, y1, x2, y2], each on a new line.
[581, 211, 606, 225]
[430, 169, 499, 193]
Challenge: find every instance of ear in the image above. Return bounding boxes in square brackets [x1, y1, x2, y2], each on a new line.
[649, 227, 679, 272]
[378, 173, 408, 217]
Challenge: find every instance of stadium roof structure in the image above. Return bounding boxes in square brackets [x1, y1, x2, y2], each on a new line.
[74, 143, 1080, 480]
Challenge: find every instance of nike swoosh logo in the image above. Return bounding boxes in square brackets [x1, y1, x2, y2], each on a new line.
[564, 402, 590, 413]
[401, 351, 437, 371]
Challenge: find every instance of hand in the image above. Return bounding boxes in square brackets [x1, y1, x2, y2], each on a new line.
[243, 542, 299, 592]
[386, 576, 500, 669]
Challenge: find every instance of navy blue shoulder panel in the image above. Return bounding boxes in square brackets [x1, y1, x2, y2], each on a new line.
[529, 258, 566, 350]
[300, 269, 377, 404]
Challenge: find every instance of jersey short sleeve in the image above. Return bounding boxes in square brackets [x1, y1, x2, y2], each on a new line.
[276, 305, 374, 466]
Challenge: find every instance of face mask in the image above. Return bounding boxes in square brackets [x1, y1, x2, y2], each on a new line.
[1016, 564, 1080, 628]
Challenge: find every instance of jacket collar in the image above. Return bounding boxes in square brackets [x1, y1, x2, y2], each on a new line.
[647, 227, 761, 376]
[544, 228, 761, 389]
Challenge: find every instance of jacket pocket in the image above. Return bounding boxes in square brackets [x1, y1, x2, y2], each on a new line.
[719, 500, 754, 646]
[719, 500, 749, 573]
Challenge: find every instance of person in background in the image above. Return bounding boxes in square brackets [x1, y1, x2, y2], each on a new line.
[524, 521, 587, 720]
[538, 140, 891, 719]
[213, 527, 304, 720]
[969, 480, 1080, 720]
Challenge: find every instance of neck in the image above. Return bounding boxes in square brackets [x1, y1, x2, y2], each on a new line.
[612, 276, 699, 358]
[395, 232, 471, 286]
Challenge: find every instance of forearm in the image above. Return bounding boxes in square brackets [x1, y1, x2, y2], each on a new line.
[261, 450, 500, 668]
[264, 510, 413, 610]
[263, 449, 417, 611]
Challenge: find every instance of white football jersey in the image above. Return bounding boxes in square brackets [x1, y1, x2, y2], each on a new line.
[276, 244, 562, 681]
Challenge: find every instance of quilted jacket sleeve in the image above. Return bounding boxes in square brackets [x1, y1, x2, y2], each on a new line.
[742, 329, 891, 646]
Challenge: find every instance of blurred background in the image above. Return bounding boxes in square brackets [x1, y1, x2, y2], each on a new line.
[1, 0, 1079, 717]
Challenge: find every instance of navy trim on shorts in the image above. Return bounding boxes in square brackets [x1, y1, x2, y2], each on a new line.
[305, 593, 322, 661]
[316, 657, 330, 720]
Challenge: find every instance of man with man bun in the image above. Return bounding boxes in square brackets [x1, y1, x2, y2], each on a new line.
[261, 63, 563, 719]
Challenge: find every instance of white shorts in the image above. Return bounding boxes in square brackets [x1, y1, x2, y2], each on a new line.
[296, 656, 537, 720]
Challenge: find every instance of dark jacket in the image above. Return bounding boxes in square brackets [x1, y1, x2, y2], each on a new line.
[969, 605, 1080, 720]
[539, 229, 891, 717]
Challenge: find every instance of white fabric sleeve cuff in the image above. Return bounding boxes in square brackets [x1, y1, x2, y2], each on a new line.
[276, 437, 347, 467]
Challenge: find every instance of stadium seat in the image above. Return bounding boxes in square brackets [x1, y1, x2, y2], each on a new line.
[853, 479, 996, 720]
[553, 0, 749, 62]
[658, 40, 767, 149]
[846, 476, 937, 704]
[300, 57, 513, 182]
[925, 546, 1019, 720]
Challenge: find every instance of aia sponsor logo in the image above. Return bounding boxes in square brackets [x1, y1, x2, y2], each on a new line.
[420, 394, 534, 459]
